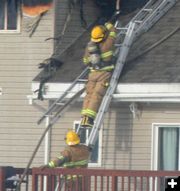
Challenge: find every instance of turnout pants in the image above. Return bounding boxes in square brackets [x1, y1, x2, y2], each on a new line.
[82, 70, 112, 119]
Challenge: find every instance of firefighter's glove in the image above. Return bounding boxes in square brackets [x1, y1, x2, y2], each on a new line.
[39, 164, 50, 170]
[105, 22, 114, 30]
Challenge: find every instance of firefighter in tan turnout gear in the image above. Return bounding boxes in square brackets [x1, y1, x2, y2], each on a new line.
[81, 22, 117, 128]
[41, 131, 90, 168]
[41, 131, 90, 190]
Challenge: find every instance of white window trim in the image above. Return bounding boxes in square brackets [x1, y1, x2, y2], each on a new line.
[151, 123, 180, 170]
[0, 1, 21, 33]
[73, 120, 102, 167]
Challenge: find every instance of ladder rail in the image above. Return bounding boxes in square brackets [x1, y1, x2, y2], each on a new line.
[116, 0, 174, 40]
[114, 0, 159, 55]
[37, 67, 89, 125]
[129, 0, 158, 23]
[116, 0, 155, 39]
[135, 0, 178, 38]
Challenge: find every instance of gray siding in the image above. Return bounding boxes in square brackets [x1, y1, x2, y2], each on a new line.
[103, 102, 180, 169]
[0, 0, 99, 168]
[0, 9, 54, 167]
[50, 102, 180, 170]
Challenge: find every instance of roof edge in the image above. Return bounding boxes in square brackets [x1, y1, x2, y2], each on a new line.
[27, 82, 180, 103]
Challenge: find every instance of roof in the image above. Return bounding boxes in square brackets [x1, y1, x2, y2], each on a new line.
[120, 1, 180, 83]
[33, 1, 180, 84]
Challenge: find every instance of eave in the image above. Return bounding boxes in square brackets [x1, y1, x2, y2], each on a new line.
[27, 82, 180, 103]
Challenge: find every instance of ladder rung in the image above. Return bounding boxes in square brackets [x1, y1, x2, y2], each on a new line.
[115, 43, 122, 47]
[142, 8, 153, 12]
[77, 79, 88, 82]
[45, 114, 54, 117]
[66, 90, 75, 93]
[116, 27, 128, 31]
[56, 102, 65, 106]
[134, 20, 143, 24]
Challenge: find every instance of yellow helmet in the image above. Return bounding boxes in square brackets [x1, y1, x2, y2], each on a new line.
[65, 131, 80, 146]
[91, 25, 106, 42]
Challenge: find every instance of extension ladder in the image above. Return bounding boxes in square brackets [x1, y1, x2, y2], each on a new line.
[87, 0, 178, 147]
[37, 0, 177, 142]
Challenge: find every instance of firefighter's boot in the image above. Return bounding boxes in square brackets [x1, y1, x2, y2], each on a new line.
[80, 116, 94, 128]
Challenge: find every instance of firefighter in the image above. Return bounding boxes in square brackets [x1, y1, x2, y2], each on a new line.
[80, 21, 117, 128]
[40, 130, 90, 190]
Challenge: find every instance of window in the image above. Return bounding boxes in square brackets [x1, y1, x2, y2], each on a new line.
[158, 127, 179, 170]
[74, 121, 102, 167]
[152, 124, 180, 171]
[152, 124, 180, 191]
[0, 0, 19, 32]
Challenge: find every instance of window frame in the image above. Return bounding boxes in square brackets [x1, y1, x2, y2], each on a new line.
[151, 123, 180, 170]
[73, 120, 102, 167]
[0, 0, 21, 33]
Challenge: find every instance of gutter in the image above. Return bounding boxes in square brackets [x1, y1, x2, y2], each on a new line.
[27, 82, 180, 103]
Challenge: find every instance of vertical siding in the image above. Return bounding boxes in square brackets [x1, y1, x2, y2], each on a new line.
[0, 9, 54, 167]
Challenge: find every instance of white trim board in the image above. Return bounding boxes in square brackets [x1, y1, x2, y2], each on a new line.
[28, 82, 180, 103]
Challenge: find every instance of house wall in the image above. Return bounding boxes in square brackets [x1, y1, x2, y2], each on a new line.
[0, 8, 54, 167]
[0, 0, 99, 168]
[103, 102, 180, 170]
[0, 0, 179, 173]
[50, 102, 180, 170]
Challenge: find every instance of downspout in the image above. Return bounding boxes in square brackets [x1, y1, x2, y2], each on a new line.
[116, 0, 120, 11]
[43, 116, 51, 191]
[44, 116, 51, 165]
